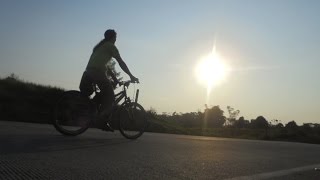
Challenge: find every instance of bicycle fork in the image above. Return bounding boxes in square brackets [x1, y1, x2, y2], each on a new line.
[135, 89, 139, 104]
[127, 89, 139, 121]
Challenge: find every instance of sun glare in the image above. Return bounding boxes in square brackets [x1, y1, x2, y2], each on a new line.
[195, 48, 229, 96]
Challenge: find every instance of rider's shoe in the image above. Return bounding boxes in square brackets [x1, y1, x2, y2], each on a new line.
[97, 113, 114, 132]
[100, 122, 114, 132]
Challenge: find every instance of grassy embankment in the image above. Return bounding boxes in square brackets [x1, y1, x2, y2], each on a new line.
[0, 76, 64, 123]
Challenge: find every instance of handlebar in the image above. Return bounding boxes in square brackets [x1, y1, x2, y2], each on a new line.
[94, 79, 138, 92]
[118, 80, 139, 87]
[106, 68, 139, 87]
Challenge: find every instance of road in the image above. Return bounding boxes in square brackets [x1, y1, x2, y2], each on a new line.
[1, 121, 320, 180]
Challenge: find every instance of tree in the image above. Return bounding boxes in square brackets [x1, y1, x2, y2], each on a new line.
[285, 121, 298, 129]
[301, 123, 312, 132]
[146, 107, 157, 118]
[250, 116, 269, 138]
[275, 123, 284, 128]
[5, 73, 19, 81]
[234, 116, 249, 128]
[180, 112, 203, 128]
[226, 106, 240, 126]
[204, 105, 226, 128]
[251, 116, 269, 129]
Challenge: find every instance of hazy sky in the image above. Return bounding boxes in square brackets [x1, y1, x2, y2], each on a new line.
[1, 0, 320, 124]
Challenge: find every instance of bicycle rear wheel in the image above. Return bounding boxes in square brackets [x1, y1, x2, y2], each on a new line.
[118, 102, 147, 139]
[53, 90, 94, 136]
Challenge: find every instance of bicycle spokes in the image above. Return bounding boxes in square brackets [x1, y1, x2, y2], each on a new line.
[118, 102, 147, 139]
[53, 91, 93, 136]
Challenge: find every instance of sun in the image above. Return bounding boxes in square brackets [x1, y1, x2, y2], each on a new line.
[195, 48, 229, 93]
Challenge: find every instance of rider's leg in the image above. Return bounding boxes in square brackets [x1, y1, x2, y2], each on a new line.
[85, 69, 115, 119]
[97, 79, 115, 119]
[94, 74, 115, 131]
[85, 69, 114, 131]
[79, 71, 94, 97]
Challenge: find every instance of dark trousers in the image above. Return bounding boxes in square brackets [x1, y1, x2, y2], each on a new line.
[79, 69, 114, 116]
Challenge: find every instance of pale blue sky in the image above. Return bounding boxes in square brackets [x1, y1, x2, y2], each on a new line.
[1, 0, 320, 124]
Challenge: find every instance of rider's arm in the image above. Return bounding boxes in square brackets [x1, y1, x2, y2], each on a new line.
[114, 55, 132, 77]
[114, 54, 138, 82]
[111, 44, 138, 82]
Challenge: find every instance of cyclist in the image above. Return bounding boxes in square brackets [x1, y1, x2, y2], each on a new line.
[79, 29, 139, 130]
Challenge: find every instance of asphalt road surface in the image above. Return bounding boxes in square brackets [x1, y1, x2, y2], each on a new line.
[1, 121, 320, 180]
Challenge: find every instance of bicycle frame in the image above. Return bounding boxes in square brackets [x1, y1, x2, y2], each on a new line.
[93, 80, 139, 109]
[115, 81, 140, 105]
[114, 87, 129, 105]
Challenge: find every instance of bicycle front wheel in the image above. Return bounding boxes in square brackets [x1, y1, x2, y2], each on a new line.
[53, 90, 94, 136]
[118, 102, 147, 139]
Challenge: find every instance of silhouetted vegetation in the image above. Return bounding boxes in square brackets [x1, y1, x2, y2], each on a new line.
[0, 74, 64, 123]
[1, 74, 320, 144]
[146, 106, 320, 144]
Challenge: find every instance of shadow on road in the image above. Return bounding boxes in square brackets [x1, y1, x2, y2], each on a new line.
[0, 133, 133, 155]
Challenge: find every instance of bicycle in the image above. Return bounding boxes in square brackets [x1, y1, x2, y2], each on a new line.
[52, 78, 147, 139]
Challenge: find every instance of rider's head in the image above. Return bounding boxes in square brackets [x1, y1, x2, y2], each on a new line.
[104, 29, 117, 43]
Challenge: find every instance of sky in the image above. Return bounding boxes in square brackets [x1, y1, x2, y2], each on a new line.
[1, 0, 320, 125]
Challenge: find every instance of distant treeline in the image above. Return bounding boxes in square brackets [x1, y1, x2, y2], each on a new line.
[146, 106, 320, 144]
[1, 74, 320, 144]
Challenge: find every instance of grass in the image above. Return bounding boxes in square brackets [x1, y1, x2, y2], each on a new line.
[0, 76, 64, 123]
